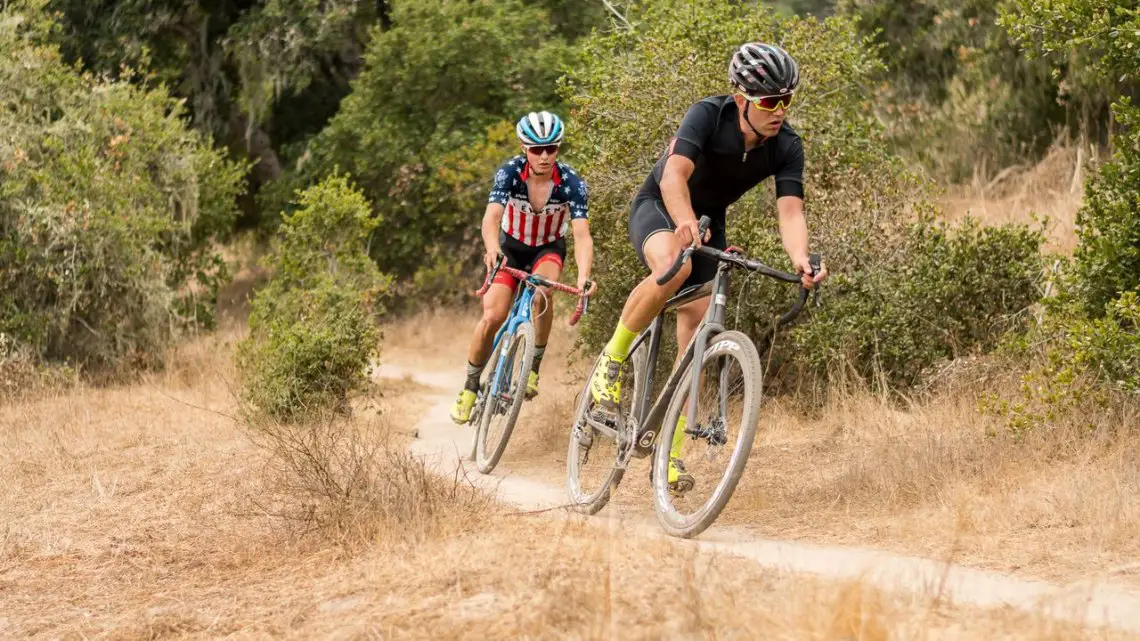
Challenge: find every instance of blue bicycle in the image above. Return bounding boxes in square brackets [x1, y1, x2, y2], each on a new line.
[467, 259, 590, 474]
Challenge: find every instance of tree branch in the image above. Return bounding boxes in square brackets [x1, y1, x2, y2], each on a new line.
[600, 0, 633, 31]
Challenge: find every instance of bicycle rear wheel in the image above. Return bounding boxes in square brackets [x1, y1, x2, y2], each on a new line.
[475, 322, 535, 474]
[650, 330, 763, 538]
[566, 341, 646, 514]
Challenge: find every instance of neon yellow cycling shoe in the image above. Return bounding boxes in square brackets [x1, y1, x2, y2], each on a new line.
[668, 457, 695, 496]
[588, 354, 623, 407]
[654, 415, 693, 496]
[525, 371, 540, 400]
[449, 389, 477, 425]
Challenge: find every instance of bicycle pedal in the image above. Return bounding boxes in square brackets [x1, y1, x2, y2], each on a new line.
[669, 478, 695, 497]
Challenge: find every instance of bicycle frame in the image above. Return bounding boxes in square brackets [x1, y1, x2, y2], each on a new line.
[486, 280, 541, 401]
[619, 242, 817, 458]
[624, 264, 734, 456]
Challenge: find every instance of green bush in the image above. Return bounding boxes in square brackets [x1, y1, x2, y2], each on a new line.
[1072, 100, 1140, 316]
[564, 0, 1043, 392]
[791, 217, 1045, 387]
[983, 286, 1138, 435]
[267, 0, 573, 282]
[0, 4, 246, 372]
[1000, 0, 1139, 317]
[239, 175, 390, 421]
[840, 0, 1090, 182]
[984, 0, 1140, 434]
[1067, 290, 1140, 392]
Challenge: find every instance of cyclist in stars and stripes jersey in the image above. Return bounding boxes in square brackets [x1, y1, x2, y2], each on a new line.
[450, 111, 597, 425]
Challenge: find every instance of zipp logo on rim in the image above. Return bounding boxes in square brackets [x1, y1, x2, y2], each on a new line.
[711, 340, 741, 352]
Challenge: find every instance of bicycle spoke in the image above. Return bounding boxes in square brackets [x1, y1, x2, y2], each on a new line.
[652, 331, 763, 538]
[475, 323, 535, 474]
[566, 345, 644, 514]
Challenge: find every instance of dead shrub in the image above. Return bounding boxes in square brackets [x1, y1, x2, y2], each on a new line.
[245, 398, 490, 549]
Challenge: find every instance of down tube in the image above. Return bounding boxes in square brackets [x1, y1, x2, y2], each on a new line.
[491, 287, 533, 396]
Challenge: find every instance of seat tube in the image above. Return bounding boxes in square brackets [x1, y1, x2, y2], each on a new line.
[684, 268, 729, 429]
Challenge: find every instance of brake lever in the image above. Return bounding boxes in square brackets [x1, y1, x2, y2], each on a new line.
[808, 253, 822, 307]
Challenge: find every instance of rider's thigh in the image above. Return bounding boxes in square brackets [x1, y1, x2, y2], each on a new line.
[675, 296, 710, 353]
[482, 283, 514, 328]
[677, 296, 710, 327]
[532, 255, 564, 288]
[642, 231, 691, 289]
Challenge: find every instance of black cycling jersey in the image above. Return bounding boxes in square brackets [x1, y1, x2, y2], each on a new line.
[635, 94, 804, 218]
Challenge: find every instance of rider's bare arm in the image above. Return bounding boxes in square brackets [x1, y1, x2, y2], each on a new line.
[776, 195, 826, 287]
[481, 202, 505, 266]
[659, 155, 697, 226]
[659, 155, 707, 247]
[571, 218, 595, 294]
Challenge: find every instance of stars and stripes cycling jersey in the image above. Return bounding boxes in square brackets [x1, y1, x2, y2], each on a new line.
[488, 156, 589, 247]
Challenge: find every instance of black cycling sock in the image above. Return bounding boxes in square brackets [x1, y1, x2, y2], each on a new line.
[465, 361, 483, 392]
[532, 344, 547, 374]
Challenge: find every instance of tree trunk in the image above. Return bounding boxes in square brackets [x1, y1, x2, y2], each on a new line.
[377, 0, 391, 29]
[228, 111, 283, 185]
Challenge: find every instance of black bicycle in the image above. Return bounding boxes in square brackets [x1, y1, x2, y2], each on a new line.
[566, 216, 820, 538]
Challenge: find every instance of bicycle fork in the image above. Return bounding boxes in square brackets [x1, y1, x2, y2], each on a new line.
[632, 269, 732, 458]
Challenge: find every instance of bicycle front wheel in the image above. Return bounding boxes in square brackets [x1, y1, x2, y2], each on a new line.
[651, 330, 763, 538]
[475, 322, 535, 474]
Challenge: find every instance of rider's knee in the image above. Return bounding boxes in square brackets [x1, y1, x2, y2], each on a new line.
[658, 259, 691, 292]
[676, 299, 707, 326]
[645, 248, 690, 290]
[530, 287, 553, 318]
[482, 302, 509, 328]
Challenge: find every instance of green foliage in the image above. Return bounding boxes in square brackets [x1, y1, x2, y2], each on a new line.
[840, 0, 1084, 181]
[979, 0, 1140, 434]
[999, 0, 1140, 83]
[1002, 0, 1140, 316]
[984, 287, 1137, 434]
[225, 0, 378, 132]
[239, 175, 390, 421]
[1067, 290, 1140, 392]
[48, 0, 378, 135]
[275, 0, 572, 280]
[1072, 100, 1140, 314]
[566, 0, 1044, 392]
[792, 217, 1045, 386]
[0, 5, 246, 372]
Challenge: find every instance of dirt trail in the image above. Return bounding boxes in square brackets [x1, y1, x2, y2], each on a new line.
[373, 364, 1140, 634]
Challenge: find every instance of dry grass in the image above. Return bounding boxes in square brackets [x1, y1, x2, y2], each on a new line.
[382, 307, 479, 374]
[714, 385, 1140, 584]
[3, 315, 1137, 638]
[518, 370, 1140, 589]
[940, 143, 1085, 252]
[483, 318, 1140, 591]
[0, 325, 482, 636]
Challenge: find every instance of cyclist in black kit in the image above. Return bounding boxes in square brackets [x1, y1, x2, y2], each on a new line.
[588, 42, 829, 493]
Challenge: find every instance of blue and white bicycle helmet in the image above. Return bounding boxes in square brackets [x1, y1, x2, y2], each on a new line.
[516, 111, 565, 146]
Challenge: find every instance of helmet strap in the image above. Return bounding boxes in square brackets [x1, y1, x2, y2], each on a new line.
[742, 102, 767, 144]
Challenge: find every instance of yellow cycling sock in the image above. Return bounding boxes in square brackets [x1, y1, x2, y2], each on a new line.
[670, 414, 688, 460]
[603, 321, 638, 361]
